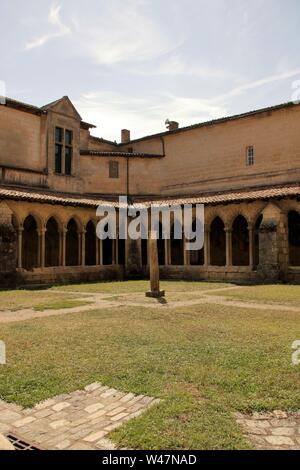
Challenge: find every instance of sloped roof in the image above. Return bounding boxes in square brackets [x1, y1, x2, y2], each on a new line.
[1, 183, 299, 209]
[80, 150, 164, 158]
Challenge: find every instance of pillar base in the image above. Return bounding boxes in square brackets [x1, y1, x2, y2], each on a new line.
[146, 290, 165, 299]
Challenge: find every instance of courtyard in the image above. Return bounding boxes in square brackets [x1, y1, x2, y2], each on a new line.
[0, 281, 300, 450]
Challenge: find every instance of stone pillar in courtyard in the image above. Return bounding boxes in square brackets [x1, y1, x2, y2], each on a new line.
[146, 231, 165, 298]
[0, 202, 18, 287]
[257, 202, 281, 281]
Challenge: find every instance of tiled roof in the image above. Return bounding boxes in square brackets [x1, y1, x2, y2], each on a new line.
[80, 150, 164, 158]
[140, 183, 300, 207]
[0, 183, 299, 209]
[0, 187, 119, 208]
[124, 101, 300, 145]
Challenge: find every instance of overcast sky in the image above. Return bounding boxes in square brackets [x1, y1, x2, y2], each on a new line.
[1, 0, 300, 141]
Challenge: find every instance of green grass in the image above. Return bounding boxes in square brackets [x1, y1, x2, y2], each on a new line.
[0, 290, 87, 311]
[33, 299, 92, 312]
[215, 284, 300, 306]
[52, 280, 232, 294]
[1, 289, 300, 449]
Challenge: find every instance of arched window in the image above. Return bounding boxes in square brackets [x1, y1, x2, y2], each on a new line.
[253, 214, 263, 268]
[189, 219, 204, 266]
[170, 223, 184, 266]
[289, 211, 300, 266]
[66, 218, 79, 266]
[22, 215, 39, 270]
[103, 224, 113, 265]
[157, 222, 165, 266]
[45, 217, 59, 267]
[118, 238, 126, 265]
[210, 217, 226, 266]
[232, 215, 249, 266]
[85, 221, 96, 266]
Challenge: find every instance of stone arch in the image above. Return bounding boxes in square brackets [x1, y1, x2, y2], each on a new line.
[22, 215, 39, 270]
[232, 215, 249, 266]
[45, 217, 60, 267]
[66, 218, 79, 266]
[85, 220, 96, 266]
[210, 216, 226, 266]
[288, 210, 300, 266]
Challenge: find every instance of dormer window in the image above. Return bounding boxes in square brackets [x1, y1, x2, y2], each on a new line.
[55, 127, 73, 175]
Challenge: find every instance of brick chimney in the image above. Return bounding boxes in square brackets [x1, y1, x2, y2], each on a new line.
[121, 129, 131, 144]
[165, 120, 179, 131]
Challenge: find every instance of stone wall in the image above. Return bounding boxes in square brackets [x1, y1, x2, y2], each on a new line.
[0, 202, 17, 287]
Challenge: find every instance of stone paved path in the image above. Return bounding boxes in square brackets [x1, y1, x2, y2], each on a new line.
[0, 383, 159, 450]
[236, 411, 300, 450]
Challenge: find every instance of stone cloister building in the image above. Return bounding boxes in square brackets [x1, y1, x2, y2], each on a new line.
[0, 96, 299, 287]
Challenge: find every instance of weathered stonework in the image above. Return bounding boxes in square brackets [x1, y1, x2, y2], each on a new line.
[0, 202, 17, 287]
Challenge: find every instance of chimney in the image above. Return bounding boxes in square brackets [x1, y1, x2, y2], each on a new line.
[121, 129, 131, 144]
[165, 119, 179, 131]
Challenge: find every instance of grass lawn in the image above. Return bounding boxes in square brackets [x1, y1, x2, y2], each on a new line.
[1, 281, 300, 449]
[0, 290, 90, 311]
[52, 280, 232, 294]
[214, 284, 300, 306]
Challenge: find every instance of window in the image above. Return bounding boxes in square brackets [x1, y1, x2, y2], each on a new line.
[246, 146, 255, 166]
[65, 130, 73, 176]
[109, 161, 119, 179]
[55, 127, 63, 174]
[54, 127, 73, 175]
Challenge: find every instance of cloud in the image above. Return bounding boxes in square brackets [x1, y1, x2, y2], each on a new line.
[70, 0, 184, 65]
[214, 68, 300, 102]
[25, 3, 71, 50]
[74, 90, 227, 141]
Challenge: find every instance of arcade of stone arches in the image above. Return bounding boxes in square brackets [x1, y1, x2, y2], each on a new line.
[10, 202, 300, 272]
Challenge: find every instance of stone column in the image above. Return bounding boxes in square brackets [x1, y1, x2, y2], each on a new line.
[184, 238, 190, 266]
[257, 202, 281, 281]
[96, 237, 100, 265]
[204, 227, 210, 267]
[38, 228, 46, 268]
[78, 232, 82, 266]
[81, 229, 86, 266]
[248, 224, 254, 269]
[225, 227, 232, 267]
[164, 239, 169, 265]
[146, 231, 165, 298]
[17, 227, 23, 269]
[99, 239, 103, 265]
[61, 228, 67, 267]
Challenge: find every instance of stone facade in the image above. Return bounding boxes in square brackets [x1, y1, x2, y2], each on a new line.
[0, 97, 300, 286]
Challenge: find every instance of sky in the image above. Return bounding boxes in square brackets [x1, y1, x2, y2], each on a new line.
[0, 0, 300, 141]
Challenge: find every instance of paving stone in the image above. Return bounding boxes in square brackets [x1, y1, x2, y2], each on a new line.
[84, 403, 105, 414]
[84, 383, 102, 392]
[0, 410, 22, 423]
[55, 440, 72, 450]
[35, 399, 56, 410]
[49, 419, 70, 430]
[52, 402, 71, 412]
[107, 406, 126, 417]
[271, 427, 295, 436]
[13, 416, 36, 427]
[265, 435, 294, 446]
[111, 412, 129, 422]
[84, 430, 106, 442]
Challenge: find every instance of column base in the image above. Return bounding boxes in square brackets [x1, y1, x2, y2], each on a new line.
[146, 290, 165, 299]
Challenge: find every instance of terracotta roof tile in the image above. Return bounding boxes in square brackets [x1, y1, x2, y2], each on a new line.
[0, 183, 299, 209]
[80, 150, 164, 158]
